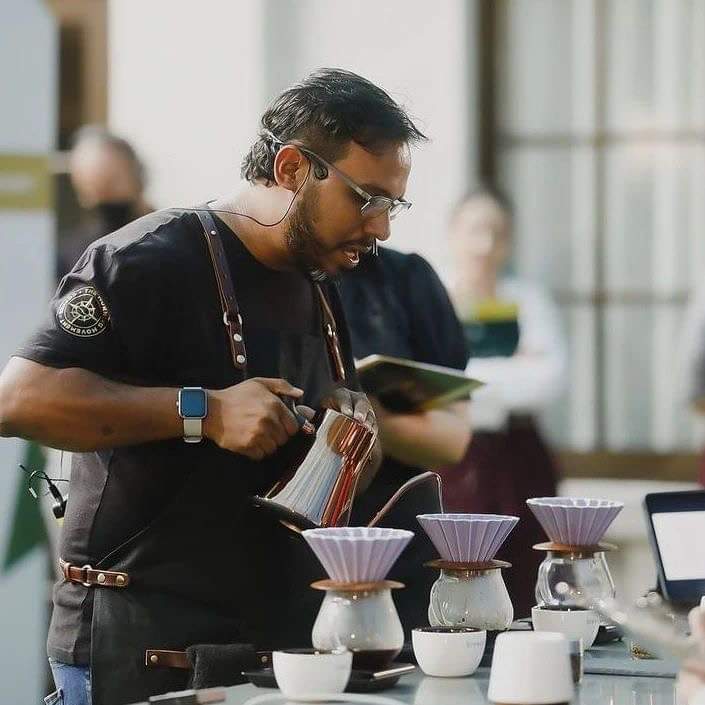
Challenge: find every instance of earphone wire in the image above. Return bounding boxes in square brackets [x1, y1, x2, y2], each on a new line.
[176, 132, 379, 257]
[177, 142, 312, 229]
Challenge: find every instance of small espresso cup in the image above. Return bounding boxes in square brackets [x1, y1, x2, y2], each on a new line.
[488, 632, 574, 704]
[412, 626, 486, 677]
[531, 604, 600, 649]
[272, 648, 352, 699]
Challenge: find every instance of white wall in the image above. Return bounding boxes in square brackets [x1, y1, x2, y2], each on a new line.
[109, 0, 270, 209]
[265, 0, 478, 281]
[0, 2, 57, 703]
[108, 0, 480, 285]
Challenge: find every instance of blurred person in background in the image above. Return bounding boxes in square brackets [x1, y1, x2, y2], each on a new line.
[58, 125, 153, 279]
[437, 187, 566, 618]
[339, 246, 471, 635]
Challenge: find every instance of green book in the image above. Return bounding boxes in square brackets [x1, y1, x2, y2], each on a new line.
[355, 354, 484, 413]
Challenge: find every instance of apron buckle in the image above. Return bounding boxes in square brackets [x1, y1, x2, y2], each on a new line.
[59, 558, 131, 588]
[80, 564, 93, 587]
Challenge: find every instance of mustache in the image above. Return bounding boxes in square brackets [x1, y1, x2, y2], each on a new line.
[339, 238, 376, 253]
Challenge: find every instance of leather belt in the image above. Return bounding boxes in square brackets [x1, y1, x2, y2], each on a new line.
[146, 650, 191, 670]
[60, 558, 130, 588]
[145, 649, 271, 670]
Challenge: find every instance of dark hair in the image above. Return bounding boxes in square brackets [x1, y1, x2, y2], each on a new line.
[452, 184, 514, 221]
[241, 68, 427, 183]
[71, 125, 146, 190]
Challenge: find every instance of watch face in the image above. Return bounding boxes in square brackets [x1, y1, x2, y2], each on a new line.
[179, 388, 207, 418]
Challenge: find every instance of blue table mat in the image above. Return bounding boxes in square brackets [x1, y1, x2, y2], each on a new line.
[585, 643, 678, 678]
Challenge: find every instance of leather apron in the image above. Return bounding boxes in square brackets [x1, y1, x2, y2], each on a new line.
[87, 210, 346, 705]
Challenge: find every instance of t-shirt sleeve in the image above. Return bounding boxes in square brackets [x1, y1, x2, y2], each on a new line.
[402, 253, 468, 370]
[16, 242, 172, 382]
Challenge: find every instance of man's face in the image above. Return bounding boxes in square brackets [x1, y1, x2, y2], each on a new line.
[286, 141, 411, 276]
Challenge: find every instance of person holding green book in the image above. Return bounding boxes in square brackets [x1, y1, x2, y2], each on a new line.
[339, 245, 472, 636]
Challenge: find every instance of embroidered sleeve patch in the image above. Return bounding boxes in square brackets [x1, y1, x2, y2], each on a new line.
[57, 286, 110, 337]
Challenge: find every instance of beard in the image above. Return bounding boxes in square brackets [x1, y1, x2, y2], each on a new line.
[285, 185, 331, 279]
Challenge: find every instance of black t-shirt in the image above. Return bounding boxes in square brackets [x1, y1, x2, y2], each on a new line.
[339, 246, 468, 405]
[17, 208, 358, 663]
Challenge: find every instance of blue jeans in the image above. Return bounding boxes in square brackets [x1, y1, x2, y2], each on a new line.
[45, 659, 92, 705]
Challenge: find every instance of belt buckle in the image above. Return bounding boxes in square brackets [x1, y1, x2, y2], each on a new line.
[80, 564, 93, 587]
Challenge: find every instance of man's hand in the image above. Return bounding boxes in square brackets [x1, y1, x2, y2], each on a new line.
[322, 387, 378, 433]
[205, 378, 304, 460]
[321, 388, 381, 494]
[677, 606, 705, 705]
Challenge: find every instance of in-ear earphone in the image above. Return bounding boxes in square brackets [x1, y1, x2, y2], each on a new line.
[313, 162, 329, 180]
[263, 128, 329, 181]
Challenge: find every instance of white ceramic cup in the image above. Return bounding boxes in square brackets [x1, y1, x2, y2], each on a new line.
[272, 648, 352, 699]
[412, 626, 486, 677]
[532, 605, 600, 649]
[488, 632, 574, 704]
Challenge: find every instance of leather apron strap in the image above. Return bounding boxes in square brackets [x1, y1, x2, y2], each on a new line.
[196, 209, 346, 383]
[314, 282, 346, 383]
[196, 209, 248, 373]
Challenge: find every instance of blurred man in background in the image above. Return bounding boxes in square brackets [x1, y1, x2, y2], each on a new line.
[58, 126, 152, 278]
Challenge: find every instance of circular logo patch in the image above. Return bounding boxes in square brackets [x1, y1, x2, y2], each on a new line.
[57, 286, 110, 338]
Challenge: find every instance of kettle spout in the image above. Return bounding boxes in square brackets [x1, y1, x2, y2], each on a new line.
[367, 471, 444, 528]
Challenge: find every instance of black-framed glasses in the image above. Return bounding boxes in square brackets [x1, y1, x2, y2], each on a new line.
[264, 130, 412, 221]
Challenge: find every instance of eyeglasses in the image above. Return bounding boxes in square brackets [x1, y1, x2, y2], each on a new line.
[264, 131, 412, 221]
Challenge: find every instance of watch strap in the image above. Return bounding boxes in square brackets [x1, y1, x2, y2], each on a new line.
[183, 417, 202, 443]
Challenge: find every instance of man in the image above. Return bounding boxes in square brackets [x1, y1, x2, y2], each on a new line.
[0, 68, 425, 705]
[59, 126, 153, 279]
[678, 604, 705, 704]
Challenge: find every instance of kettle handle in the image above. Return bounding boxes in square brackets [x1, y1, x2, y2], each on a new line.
[366, 471, 444, 528]
[279, 395, 316, 434]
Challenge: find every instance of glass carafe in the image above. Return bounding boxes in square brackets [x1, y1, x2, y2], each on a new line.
[311, 580, 404, 669]
[428, 561, 514, 631]
[535, 548, 616, 609]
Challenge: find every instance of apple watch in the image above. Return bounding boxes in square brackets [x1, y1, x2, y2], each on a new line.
[177, 387, 208, 443]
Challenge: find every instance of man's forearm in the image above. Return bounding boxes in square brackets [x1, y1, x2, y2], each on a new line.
[378, 403, 471, 468]
[0, 357, 180, 451]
